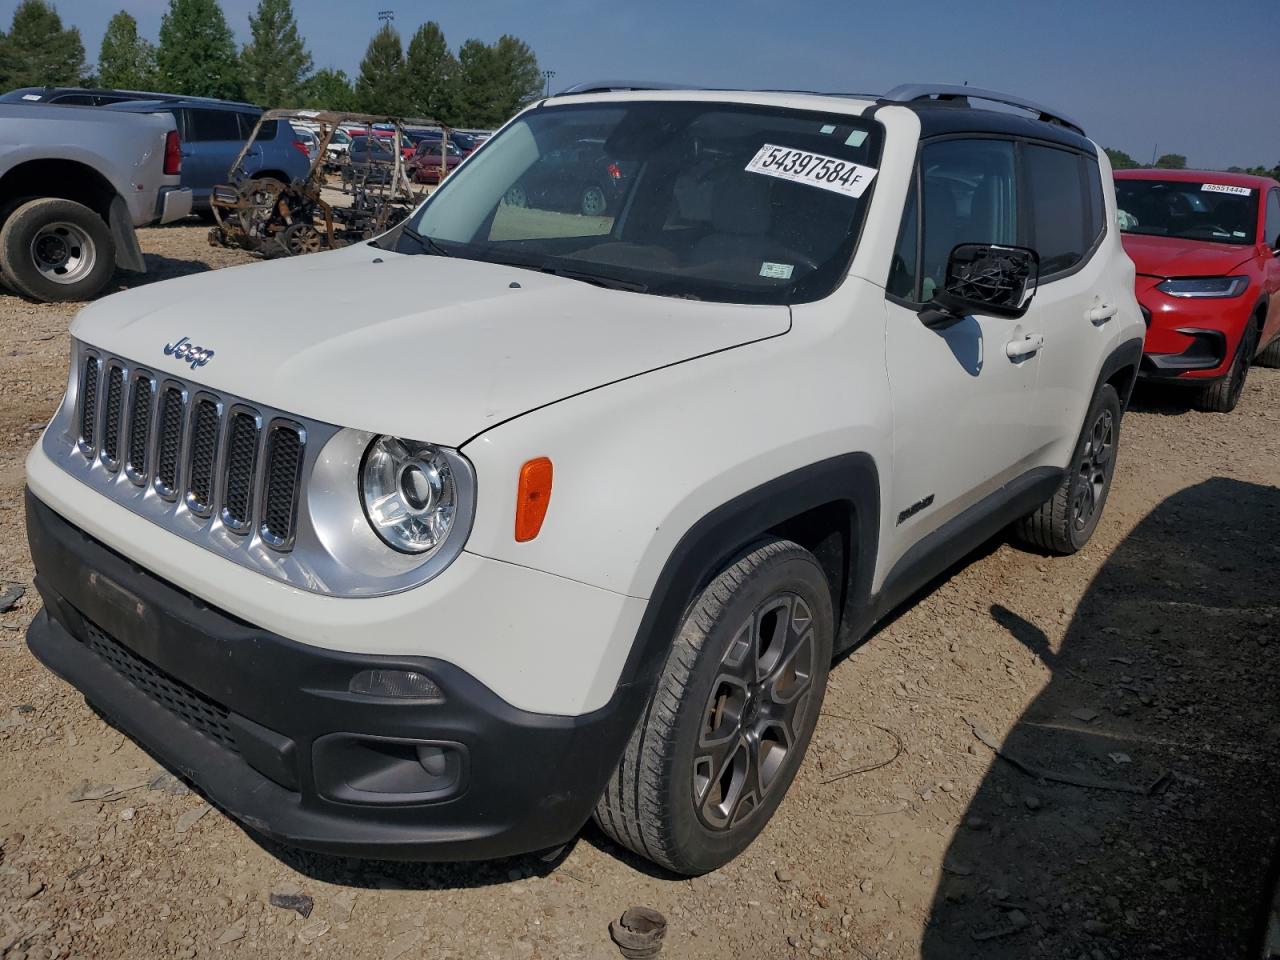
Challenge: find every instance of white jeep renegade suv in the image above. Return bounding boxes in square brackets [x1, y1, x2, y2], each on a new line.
[24, 83, 1144, 874]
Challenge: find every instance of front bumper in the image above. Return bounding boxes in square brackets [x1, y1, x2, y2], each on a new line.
[1136, 278, 1255, 381]
[25, 490, 642, 861]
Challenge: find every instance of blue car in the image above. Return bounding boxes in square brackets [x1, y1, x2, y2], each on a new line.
[104, 98, 311, 214]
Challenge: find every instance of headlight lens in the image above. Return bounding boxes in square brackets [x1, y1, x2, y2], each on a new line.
[1156, 276, 1248, 299]
[360, 436, 458, 554]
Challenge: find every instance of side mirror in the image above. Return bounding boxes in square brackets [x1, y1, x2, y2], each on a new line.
[922, 243, 1040, 327]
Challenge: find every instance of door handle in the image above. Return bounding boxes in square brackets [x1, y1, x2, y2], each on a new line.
[1006, 333, 1045, 360]
[1088, 303, 1118, 324]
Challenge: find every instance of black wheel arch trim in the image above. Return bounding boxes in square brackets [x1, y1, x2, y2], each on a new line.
[615, 452, 882, 693]
[1099, 335, 1145, 408]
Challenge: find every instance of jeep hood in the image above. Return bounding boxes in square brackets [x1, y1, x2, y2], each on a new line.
[1120, 233, 1254, 279]
[72, 245, 790, 446]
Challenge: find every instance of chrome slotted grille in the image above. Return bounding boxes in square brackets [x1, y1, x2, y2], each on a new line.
[71, 349, 306, 552]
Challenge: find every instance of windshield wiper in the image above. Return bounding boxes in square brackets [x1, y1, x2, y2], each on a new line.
[551, 268, 647, 293]
[400, 224, 452, 257]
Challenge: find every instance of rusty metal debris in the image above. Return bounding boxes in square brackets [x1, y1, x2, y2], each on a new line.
[208, 109, 450, 258]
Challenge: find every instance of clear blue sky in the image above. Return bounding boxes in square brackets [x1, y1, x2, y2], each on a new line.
[8, 0, 1277, 169]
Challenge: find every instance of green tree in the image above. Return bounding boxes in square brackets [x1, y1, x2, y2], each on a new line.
[404, 21, 456, 121]
[241, 0, 312, 107]
[1154, 153, 1187, 170]
[98, 11, 156, 90]
[1104, 147, 1139, 170]
[300, 67, 356, 111]
[451, 39, 497, 126]
[355, 23, 406, 115]
[156, 0, 241, 99]
[489, 34, 541, 120]
[0, 0, 86, 89]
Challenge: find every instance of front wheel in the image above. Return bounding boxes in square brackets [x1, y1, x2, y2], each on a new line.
[594, 538, 833, 875]
[1194, 323, 1259, 413]
[0, 197, 116, 302]
[1014, 383, 1122, 555]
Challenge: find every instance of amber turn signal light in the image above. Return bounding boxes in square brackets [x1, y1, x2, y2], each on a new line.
[515, 457, 553, 542]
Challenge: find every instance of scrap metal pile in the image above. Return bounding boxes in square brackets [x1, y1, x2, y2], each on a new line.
[208, 109, 449, 258]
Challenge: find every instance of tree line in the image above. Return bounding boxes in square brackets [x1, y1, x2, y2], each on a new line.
[1104, 146, 1279, 180]
[0, 0, 543, 128]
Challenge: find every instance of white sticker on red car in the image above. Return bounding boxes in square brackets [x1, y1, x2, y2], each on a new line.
[745, 144, 877, 199]
[1201, 183, 1252, 196]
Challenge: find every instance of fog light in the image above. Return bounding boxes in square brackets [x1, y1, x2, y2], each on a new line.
[348, 669, 444, 701]
[416, 744, 449, 776]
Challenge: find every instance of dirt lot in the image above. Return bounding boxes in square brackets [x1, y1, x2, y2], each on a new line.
[0, 224, 1278, 960]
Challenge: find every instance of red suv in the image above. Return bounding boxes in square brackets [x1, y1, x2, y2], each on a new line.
[1115, 169, 1280, 411]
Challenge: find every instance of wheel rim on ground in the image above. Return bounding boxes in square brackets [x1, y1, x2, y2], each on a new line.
[30, 221, 95, 285]
[581, 187, 607, 216]
[505, 184, 528, 207]
[693, 592, 814, 831]
[1072, 408, 1114, 532]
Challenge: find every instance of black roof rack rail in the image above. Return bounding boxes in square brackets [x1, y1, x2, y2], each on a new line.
[554, 80, 693, 96]
[880, 83, 1085, 137]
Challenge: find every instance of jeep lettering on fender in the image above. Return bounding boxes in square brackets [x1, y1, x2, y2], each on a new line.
[23, 82, 1145, 875]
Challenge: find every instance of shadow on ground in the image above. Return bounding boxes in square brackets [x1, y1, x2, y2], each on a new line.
[923, 477, 1280, 957]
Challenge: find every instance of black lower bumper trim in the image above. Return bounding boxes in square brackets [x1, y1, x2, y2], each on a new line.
[1140, 328, 1227, 378]
[25, 489, 643, 861]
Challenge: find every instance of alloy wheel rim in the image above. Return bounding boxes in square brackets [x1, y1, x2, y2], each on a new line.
[1072, 408, 1114, 532]
[582, 187, 606, 216]
[30, 221, 95, 284]
[693, 592, 814, 831]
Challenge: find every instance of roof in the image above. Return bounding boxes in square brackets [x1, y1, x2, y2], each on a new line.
[1114, 168, 1279, 190]
[103, 97, 259, 113]
[547, 81, 1092, 152]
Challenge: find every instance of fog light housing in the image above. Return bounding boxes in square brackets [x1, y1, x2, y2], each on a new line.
[348, 669, 444, 702]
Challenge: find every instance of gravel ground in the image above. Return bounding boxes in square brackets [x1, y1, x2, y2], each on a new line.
[0, 224, 1278, 960]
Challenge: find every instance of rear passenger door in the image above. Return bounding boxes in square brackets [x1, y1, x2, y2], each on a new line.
[882, 137, 1043, 560]
[180, 108, 248, 205]
[1019, 144, 1116, 461]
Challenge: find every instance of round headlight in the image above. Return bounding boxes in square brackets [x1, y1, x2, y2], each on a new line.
[360, 436, 458, 554]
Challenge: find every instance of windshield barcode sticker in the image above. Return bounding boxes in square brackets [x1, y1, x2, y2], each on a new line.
[1202, 183, 1251, 196]
[745, 144, 877, 199]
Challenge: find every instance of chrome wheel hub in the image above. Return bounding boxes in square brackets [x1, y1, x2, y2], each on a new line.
[31, 221, 95, 284]
[693, 592, 814, 831]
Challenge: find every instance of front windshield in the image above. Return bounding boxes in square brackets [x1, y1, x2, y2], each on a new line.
[397, 101, 884, 304]
[1116, 178, 1258, 245]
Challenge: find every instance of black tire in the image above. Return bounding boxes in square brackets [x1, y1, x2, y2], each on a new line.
[1194, 323, 1259, 413]
[1253, 332, 1280, 369]
[0, 197, 115, 302]
[1015, 383, 1122, 555]
[594, 538, 833, 875]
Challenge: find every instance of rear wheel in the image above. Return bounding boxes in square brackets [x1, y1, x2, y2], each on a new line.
[0, 197, 115, 302]
[594, 538, 833, 875]
[1194, 323, 1259, 413]
[1015, 383, 1122, 555]
[581, 185, 607, 216]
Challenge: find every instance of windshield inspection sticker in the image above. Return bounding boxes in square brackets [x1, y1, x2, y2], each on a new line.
[760, 262, 794, 280]
[1202, 183, 1251, 196]
[745, 144, 878, 199]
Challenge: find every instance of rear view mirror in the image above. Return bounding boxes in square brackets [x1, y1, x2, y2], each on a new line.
[926, 243, 1040, 324]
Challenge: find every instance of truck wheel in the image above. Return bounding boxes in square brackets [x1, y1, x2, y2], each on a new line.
[594, 538, 833, 875]
[0, 198, 116, 302]
[1193, 322, 1258, 413]
[1014, 383, 1122, 555]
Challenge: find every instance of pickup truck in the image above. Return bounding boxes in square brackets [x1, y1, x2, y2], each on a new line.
[0, 103, 192, 302]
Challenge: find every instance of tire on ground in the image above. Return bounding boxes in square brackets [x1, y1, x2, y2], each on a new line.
[1014, 382, 1122, 555]
[1252, 332, 1280, 369]
[0, 197, 116, 303]
[1193, 322, 1259, 413]
[594, 538, 833, 875]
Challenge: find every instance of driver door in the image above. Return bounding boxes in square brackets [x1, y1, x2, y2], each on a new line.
[882, 137, 1044, 568]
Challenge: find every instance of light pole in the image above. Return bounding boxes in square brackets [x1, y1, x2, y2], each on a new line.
[377, 9, 394, 25]
[542, 69, 556, 98]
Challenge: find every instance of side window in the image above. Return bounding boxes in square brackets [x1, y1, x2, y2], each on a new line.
[187, 109, 243, 142]
[919, 138, 1017, 302]
[1025, 144, 1088, 277]
[1266, 189, 1280, 248]
[886, 174, 919, 300]
[1083, 155, 1106, 246]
